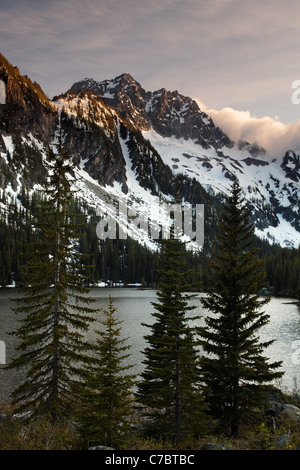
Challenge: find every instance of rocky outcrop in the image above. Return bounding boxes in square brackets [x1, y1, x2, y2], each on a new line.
[57, 92, 128, 191]
[270, 402, 300, 422]
[0, 54, 58, 190]
[71, 74, 151, 131]
[0, 53, 57, 140]
[237, 140, 266, 158]
[281, 150, 300, 182]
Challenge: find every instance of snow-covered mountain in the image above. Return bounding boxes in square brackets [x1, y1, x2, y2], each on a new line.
[69, 74, 300, 248]
[0, 54, 299, 250]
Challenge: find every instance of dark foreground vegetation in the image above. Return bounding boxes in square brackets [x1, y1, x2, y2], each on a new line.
[1, 385, 300, 450]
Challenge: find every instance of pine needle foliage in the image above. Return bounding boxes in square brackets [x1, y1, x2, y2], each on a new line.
[7, 133, 97, 424]
[199, 179, 284, 436]
[77, 295, 136, 449]
[137, 233, 206, 443]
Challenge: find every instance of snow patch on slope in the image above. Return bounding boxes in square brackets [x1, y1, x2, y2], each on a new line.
[143, 128, 300, 248]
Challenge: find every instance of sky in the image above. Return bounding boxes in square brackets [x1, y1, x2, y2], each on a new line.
[1, 0, 300, 157]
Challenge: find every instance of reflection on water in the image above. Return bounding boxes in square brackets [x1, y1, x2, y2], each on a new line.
[0, 288, 299, 402]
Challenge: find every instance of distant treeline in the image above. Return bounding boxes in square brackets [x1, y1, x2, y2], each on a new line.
[0, 190, 299, 298]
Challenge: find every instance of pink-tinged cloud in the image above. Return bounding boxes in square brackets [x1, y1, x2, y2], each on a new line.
[196, 100, 300, 159]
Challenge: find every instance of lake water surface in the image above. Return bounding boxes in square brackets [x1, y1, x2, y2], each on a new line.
[0, 288, 300, 403]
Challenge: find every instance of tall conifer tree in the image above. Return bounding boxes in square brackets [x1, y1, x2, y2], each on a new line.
[77, 295, 135, 449]
[137, 231, 205, 443]
[199, 179, 283, 436]
[8, 132, 96, 424]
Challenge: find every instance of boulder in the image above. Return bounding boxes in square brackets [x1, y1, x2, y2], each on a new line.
[276, 431, 291, 448]
[271, 402, 300, 421]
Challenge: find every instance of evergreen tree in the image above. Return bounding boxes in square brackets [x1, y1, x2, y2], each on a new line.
[137, 234, 205, 443]
[7, 134, 96, 424]
[199, 179, 283, 437]
[77, 295, 135, 449]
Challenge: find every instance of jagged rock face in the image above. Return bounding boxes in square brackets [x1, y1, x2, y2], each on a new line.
[146, 88, 233, 149]
[237, 140, 266, 158]
[56, 90, 128, 191]
[56, 86, 206, 200]
[70, 74, 233, 150]
[0, 55, 57, 190]
[71, 74, 151, 131]
[61, 113, 128, 192]
[0, 60, 130, 193]
[0, 54, 57, 140]
[118, 121, 174, 197]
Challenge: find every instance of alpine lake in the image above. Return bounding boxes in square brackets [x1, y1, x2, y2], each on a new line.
[0, 287, 299, 403]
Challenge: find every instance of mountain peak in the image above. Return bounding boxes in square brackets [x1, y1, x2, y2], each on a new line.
[70, 73, 142, 96]
[68, 74, 234, 147]
[115, 72, 136, 83]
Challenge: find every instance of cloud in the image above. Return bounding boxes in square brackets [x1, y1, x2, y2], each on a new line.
[196, 100, 300, 159]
